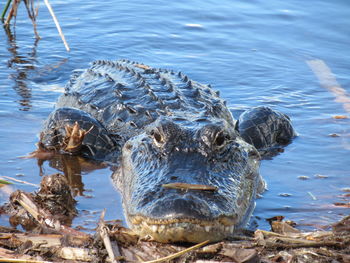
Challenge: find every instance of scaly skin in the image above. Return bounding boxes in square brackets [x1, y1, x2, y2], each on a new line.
[38, 60, 295, 243]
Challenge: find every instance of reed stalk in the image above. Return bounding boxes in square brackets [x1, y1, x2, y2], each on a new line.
[2, 0, 70, 52]
[43, 0, 70, 51]
[1, 0, 12, 21]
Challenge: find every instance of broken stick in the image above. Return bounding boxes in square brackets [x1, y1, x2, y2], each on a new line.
[97, 209, 121, 263]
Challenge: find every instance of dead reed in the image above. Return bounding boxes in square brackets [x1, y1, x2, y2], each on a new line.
[1, 0, 70, 51]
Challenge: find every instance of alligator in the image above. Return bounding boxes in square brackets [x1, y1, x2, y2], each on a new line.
[36, 59, 295, 243]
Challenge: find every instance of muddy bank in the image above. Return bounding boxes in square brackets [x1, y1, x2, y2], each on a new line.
[0, 173, 349, 263]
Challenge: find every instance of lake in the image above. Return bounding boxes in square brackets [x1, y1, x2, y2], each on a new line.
[0, 0, 349, 232]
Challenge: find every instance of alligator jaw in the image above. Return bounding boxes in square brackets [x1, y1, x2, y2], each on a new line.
[129, 215, 236, 243]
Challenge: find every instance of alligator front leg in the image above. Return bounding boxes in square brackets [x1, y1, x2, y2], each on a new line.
[237, 106, 296, 155]
[33, 107, 121, 162]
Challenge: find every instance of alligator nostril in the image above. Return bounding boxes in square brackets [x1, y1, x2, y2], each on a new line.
[151, 130, 164, 144]
[154, 131, 162, 143]
[125, 143, 133, 150]
[214, 132, 226, 146]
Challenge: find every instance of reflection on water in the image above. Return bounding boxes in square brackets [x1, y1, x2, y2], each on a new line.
[37, 155, 107, 197]
[4, 26, 39, 111]
[0, 0, 349, 232]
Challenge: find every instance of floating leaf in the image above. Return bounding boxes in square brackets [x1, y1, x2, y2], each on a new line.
[314, 174, 328, 179]
[279, 193, 292, 197]
[333, 115, 348, 119]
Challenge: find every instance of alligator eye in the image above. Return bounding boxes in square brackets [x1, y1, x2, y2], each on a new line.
[214, 131, 227, 147]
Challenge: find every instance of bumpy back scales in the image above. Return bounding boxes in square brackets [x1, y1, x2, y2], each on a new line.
[57, 59, 235, 140]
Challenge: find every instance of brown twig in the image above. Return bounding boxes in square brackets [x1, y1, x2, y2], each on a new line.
[255, 229, 347, 249]
[162, 183, 218, 192]
[23, 0, 40, 39]
[0, 259, 52, 263]
[4, 0, 20, 26]
[143, 240, 210, 263]
[98, 209, 120, 263]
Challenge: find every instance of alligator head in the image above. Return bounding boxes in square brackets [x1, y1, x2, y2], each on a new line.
[114, 116, 264, 243]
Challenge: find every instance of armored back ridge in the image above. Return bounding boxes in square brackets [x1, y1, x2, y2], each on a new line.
[57, 60, 234, 139]
[37, 60, 295, 243]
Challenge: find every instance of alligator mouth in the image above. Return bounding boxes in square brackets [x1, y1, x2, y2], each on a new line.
[129, 215, 237, 243]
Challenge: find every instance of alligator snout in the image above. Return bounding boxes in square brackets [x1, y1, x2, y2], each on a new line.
[128, 192, 239, 243]
[149, 195, 213, 220]
[128, 190, 240, 243]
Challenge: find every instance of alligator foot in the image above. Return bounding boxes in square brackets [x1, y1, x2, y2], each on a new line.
[63, 122, 93, 154]
[25, 144, 55, 160]
[237, 106, 296, 154]
[25, 122, 93, 160]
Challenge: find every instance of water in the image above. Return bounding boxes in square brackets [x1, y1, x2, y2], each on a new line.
[0, 0, 349, 232]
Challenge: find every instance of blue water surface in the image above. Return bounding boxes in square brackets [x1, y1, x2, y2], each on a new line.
[0, 0, 349, 231]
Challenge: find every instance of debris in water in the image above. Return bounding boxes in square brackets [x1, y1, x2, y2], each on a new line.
[279, 193, 292, 197]
[308, 191, 317, 200]
[314, 174, 329, 179]
[333, 115, 348, 119]
[4, 173, 77, 230]
[341, 187, 350, 193]
[334, 202, 350, 208]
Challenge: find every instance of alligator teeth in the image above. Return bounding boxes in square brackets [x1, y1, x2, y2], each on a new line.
[205, 226, 211, 232]
[159, 225, 165, 232]
[230, 226, 234, 234]
[220, 225, 225, 231]
[151, 225, 158, 232]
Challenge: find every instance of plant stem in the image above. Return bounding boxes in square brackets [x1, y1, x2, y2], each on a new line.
[43, 0, 70, 51]
[1, 0, 12, 22]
